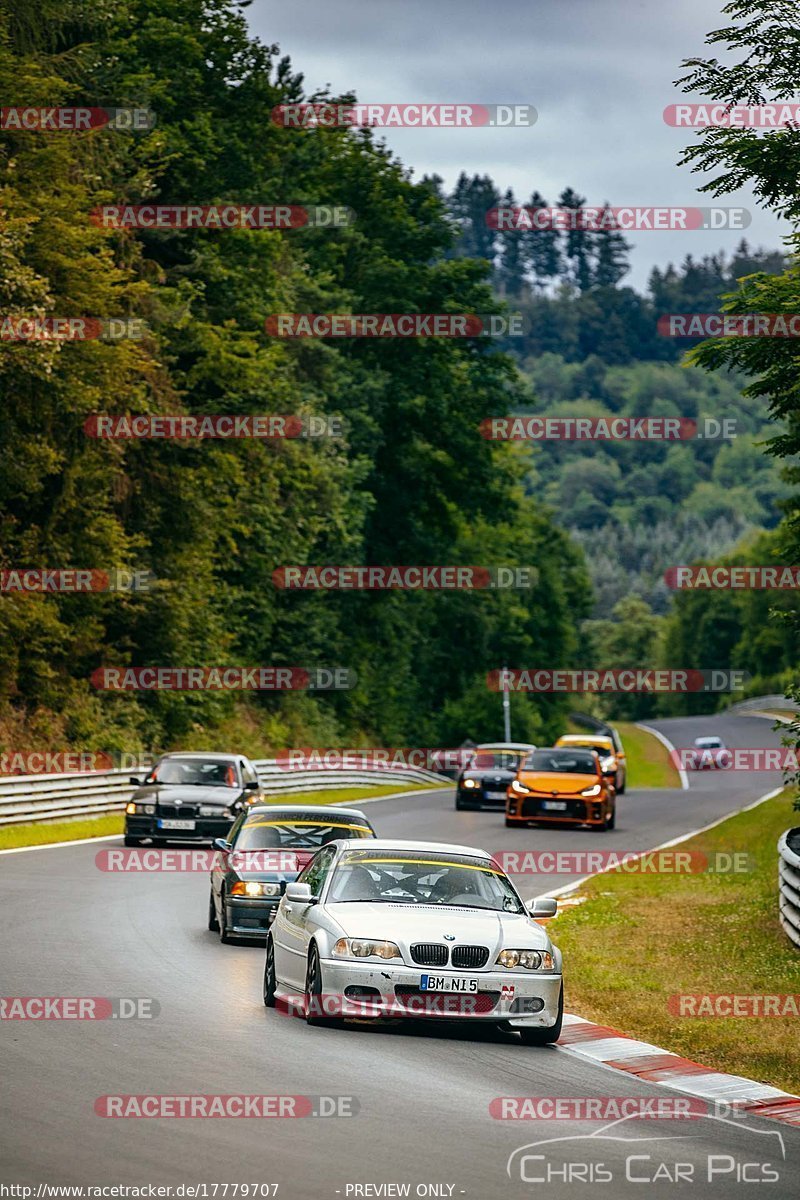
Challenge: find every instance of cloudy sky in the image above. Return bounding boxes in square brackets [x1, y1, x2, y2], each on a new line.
[247, 0, 789, 289]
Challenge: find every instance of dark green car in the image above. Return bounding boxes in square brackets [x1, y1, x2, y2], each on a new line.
[208, 804, 377, 943]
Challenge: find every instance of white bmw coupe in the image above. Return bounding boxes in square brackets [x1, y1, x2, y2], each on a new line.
[263, 838, 563, 1044]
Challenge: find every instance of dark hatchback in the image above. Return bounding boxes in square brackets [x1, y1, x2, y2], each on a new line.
[455, 743, 537, 810]
[208, 804, 377, 943]
[124, 752, 263, 846]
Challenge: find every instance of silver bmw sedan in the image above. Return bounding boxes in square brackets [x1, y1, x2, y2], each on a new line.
[263, 838, 563, 1044]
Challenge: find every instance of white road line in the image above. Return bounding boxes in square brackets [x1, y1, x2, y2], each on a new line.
[636, 721, 689, 790]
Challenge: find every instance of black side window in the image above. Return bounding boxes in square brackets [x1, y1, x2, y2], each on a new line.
[300, 846, 337, 896]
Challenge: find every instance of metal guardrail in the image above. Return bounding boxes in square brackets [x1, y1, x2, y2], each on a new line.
[0, 760, 447, 826]
[727, 694, 797, 714]
[778, 828, 800, 950]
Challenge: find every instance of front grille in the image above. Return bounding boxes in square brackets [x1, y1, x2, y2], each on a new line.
[451, 945, 490, 969]
[521, 797, 586, 819]
[410, 943, 448, 967]
[394, 986, 499, 1015]
[157, 805, 197, 819]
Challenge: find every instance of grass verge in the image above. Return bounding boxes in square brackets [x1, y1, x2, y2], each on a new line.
[617, 721, 681, 789]
[0, 780, 446, 851]
[551, 787, 800, 1093]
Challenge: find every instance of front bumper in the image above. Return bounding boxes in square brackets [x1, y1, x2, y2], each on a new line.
[125, 815, 234, 841]
[224, 895, 280, 938]
[457, 784, 510, 809]
[317, 958, 562, 1026]
[507, 796, 606, 825]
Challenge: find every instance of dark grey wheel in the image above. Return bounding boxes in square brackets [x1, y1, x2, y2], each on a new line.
[208, 886, 219, 931]
[123, 835, 142, 847]
[305, 944, 328, 1025]
[518, 985, 563, 1045]
[218, 889, 232, 943]
[263, 937, 277, 1007]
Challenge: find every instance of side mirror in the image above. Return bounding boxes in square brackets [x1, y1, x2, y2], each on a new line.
[244, 779, 260, 792]
[285, 882, 313, 904]
[128, 776, 142, 786]
[527, 897, 557, 918]
[213, 838, 231, 854]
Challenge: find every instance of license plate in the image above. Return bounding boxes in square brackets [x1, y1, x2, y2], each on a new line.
[486, 791, 507, 799]
[541, 801, 567, 812]
[157, 818, 196, 830]
[419, 975, 479, 993]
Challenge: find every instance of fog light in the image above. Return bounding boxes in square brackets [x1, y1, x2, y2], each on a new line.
[510, 997, 545, 1014]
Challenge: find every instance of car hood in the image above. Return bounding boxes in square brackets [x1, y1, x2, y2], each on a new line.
[518, 771, 597, 794]
[324, 903, 550, 953]
[134, 784, 240, 808]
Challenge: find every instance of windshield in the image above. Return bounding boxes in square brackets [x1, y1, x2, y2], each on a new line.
[148, 757, 239, 787]
[524, 749, 597, 774]
[235, 818, 374, 850]
[470, 751, 521, 770]
[327, 849, 524, 912]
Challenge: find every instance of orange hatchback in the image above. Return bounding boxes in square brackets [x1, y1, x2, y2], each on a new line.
[506, 747, 616, 831]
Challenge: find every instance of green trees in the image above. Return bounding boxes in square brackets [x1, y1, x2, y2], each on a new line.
[0, 0, 591, 754]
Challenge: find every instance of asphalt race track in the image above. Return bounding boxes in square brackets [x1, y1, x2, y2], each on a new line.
[2, 714, 797, 1198]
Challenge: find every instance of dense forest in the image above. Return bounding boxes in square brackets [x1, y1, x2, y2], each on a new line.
[0, 0, 592, 756]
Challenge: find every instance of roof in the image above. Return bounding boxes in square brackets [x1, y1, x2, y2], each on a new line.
[244, 804, 370, 820]
[156, 751, 244, 761]
[332, 837, 491, 857]
[556, 734, 614, 746]
[475, 742, 537, 752]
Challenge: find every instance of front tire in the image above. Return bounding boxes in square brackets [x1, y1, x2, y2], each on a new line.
[305, 944, 328, 1026]
[124, 834, 143, 847]
[208, 887, 219, 931]
[607, 805, 616, 830]
[218, 889, 232, 944]
[263, 937, 277, 1007]
[518, 985, 563, 1045]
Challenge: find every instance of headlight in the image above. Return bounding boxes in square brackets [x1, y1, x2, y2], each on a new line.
[511, 779, 531, 794]
[125, 802, 155, 815]
[496, 949, 554, 970]
[200, 805, 232, 817]
[230, 881, 281, 898]
[332, 938, 401, 960]
[580, 784, 601, 797]
[461, 778, 478, 788]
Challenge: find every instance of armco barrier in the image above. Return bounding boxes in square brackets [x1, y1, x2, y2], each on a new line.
[0, 760, 447, 826]
[778, 828, 800, 950]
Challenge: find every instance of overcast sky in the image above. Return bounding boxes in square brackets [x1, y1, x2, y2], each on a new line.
[247, 0, 789, 290]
